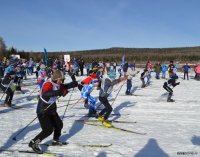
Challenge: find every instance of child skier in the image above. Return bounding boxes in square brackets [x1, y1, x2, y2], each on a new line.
[78, 72, 99, 116]
[163, 74, 180, 102]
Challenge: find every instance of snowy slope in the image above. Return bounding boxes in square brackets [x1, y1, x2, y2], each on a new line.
[0, 69, 200, 157]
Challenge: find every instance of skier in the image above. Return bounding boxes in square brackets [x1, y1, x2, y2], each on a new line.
[194, 64, 200, 80]
[78, 71, 99, 115]
[145, 60, 153, 85]
[96, 69, 125, 127]
[123, 62, 129, 76]
[29, 70, 78, 154]
[125, 64, 139, 95]
[182, 63, 190, 80]
[0, 71, 16, 107]
[14, 65, 23, 91]
[161, 63, 167, 79]
[37, 64, 47, 90]
[154, 62, 161, 79]
[168, 61, 175, 78]
[163, 74, 180, 102]
[0, 60, 5, 80]
[140, 69, 148, 88]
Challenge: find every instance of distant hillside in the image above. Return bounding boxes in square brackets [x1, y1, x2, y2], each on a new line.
[19, 46, 200, 63]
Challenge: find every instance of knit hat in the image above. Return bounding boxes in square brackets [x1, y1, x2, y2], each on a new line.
[52, 70, 63, 80]
[40, 64, 46, 69]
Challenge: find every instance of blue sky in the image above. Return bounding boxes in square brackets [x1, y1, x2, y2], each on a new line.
[0, 0, 200, 52]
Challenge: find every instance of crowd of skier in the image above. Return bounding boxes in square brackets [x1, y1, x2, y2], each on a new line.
[0, 56, 200, 153]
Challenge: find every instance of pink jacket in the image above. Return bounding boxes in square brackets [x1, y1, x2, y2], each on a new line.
[195, 66, 200, 74]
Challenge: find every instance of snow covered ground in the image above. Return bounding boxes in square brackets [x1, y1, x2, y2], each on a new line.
[0, 69, 200, 157]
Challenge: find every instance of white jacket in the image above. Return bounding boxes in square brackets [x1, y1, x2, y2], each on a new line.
[127, 67, 137, 80]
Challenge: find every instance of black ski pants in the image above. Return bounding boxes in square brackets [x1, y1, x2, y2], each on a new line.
[98, 96, 112, 120]
[33, 113, 63, 142]
[163, 82, 174, 100]
[184, 72, 189, 80]
[0, 84, 14, 104]
[163, 82, 173, 94]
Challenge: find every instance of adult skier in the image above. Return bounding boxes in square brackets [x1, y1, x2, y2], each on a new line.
[182, 63, 190, 80]
[163, 74, 180, 102]
[0, 71, 16, 107]
[154, 62, 161, 79]
[125, 64, 139, 95]
[168, 61, 175, 78]
[161, 63, 167, 79]
[29, 70, 78, 154]
[140, 69, 148, 88]
[96, 69, 125, 127]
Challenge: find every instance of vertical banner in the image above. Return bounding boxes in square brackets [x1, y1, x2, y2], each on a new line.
[64, 54, 70, 71]
[122, 54, 125, 65]
[44, 48, 47, 66]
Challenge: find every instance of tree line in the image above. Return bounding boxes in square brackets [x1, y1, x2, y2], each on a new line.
[1, 36, 200, 63]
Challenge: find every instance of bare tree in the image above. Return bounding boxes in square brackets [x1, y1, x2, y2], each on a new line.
[0, 36, 6, 53]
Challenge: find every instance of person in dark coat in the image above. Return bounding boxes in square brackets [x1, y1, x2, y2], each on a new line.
[163, 74, 180, 102]
[79, 59, 85, 76]
[0, 71, 16, 106]
[182, 63, 190, 80]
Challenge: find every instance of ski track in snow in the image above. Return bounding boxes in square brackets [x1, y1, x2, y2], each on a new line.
[0, 69, 200, 157]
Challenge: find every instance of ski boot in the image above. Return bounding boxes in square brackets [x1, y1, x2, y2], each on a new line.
[52, 140, 68, 146]
[126, 91, 132, 95]
[102, 120, 113, 128]
[4, 103, 12, 107]
[96, 115, 104, 122]
[167, 92, 174, 102]
[167, 99, 175, 102]
[84, 103, 89, 109]
[88, 107, 97, 117]
[29, 140, 43, 154]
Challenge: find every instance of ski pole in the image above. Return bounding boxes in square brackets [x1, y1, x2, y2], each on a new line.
[12, 99, 57, 141]
[61, 89, 74, 121]
[111, 79, 126, 106]
[96, 78, 126, 110]
[26, 86, 38, 100]
[69, 97, 83, 110]
[12, 116, 37, 141]
[0, 80, 13, 102]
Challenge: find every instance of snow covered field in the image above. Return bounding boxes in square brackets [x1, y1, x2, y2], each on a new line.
[0, 69, 200, 157]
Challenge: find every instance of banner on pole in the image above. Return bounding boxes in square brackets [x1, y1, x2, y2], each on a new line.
[44, 48, 47, 66]
[64, 55, 70, 71]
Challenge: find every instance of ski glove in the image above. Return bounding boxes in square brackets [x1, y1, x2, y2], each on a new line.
[64, 81, 78, 89]
[60, 84, 68, 97]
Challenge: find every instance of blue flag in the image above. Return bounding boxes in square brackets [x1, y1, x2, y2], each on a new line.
[122, 54, 125, 65]
[44, 48, 47, 66]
